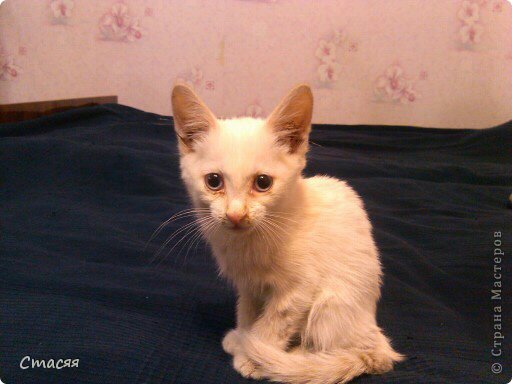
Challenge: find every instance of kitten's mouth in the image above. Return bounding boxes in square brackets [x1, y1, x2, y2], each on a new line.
[225, 223, 251, 232]
[229, 225, 250, 232]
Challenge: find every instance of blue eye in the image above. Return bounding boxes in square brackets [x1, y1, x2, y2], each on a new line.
[254, 174, 273, 192]
[205, 173, 223, 191]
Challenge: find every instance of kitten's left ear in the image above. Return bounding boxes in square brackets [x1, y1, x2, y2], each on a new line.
[171, 84, 217, 153]
[267, 84, 313, 154]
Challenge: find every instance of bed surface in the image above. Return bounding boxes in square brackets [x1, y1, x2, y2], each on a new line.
[0, 104, 510, 384]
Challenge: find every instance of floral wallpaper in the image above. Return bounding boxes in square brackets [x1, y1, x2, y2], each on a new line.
[1, 0, 512, 128]
[374, 65, 422, 104]
[99, 3, 144, 42]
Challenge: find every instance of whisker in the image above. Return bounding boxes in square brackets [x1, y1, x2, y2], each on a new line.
[264, 216, 298, 228]
[258, 219, 281, 251]
[270, 211, 298, 217]
[200, 219, 219, 242]
[266, 217, 290, 239]
[178, 218, 215, 259]
[150, 215, 212, 264]
[152, 216, 209, 258]
[262, 217, 288, 237]
[144, 208, 210, 253]
[189, 224, 211, 258]
[180, 220, 217, 268]
[156, 225, 205, 268]
[262, 221, 281, 251]
[266, 212, 300, 224]
[254, 223, 271, 255]
[165, 215, 216, 265]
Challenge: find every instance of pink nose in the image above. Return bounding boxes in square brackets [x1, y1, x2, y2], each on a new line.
[226, 212, 246, 226]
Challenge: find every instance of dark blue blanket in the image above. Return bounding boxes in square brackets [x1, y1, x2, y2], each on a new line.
[1, 104, 510, 384]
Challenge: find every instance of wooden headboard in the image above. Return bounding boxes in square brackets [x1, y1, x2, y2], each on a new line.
[0, 96, 118, 124]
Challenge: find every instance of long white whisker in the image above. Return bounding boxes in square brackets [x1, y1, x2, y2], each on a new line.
[260, 221, 279, 252]
[262, 217, 288, 238]
[200, 221, 219, 250]
[150, 215, 212, 264]
[170, 215, 215, 253]
[189, 224, 211, 258]
[254, 223, 270, 255]
[154, 216, 210, 258]
[178, 218, 215, 263]
[144, 208, 210, 253]
[258, 220, 281, 251]
[265, 212, 299, 224]
[180, 220, 217, 268]
[156, 224, 206, 268]
[196, 221, 217, 252]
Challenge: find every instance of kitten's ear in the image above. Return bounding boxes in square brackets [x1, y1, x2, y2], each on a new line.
[267, 84, 313, 154]
[171, 84, 216, 153]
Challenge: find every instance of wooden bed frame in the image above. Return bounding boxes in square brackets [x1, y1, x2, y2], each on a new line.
[0, 96, 118, 124]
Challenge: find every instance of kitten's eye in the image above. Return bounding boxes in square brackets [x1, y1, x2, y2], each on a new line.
[205, 173, 224, 191]
[254, 174, 273, 192]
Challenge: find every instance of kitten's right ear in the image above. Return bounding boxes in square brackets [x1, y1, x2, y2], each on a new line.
[171, 84, 216, 153]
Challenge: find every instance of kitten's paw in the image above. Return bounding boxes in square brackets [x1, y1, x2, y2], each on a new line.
[233, 354, 262, 380]
[222, 329, 240, 355]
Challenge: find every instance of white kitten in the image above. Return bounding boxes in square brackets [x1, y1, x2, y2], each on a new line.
[171, 84, 403, 384]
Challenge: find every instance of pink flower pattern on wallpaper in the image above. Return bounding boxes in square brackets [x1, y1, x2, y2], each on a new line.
[99, 3, 144, 42]
[491, 0, 505, 13]
[458, 1, 480, 24]
[314, 29, 357, 86]
[457, 1, 484, 48]
[459, 23, 483, 44]
[2, 1, 510, 127]
[315, 41, 337, 63]
[176, 67, 202, 88]
[190, 67, 203, 85]
[332, 29, 348, 46]
[318, 62, 341, 83]
[0, 53, 22, 81]
[50, 0, 74, 19]
[246, 103, 264, 118]
[176, 67, 215, 92]
[374, 65, 420, 104]
[204, 81, 215, 91]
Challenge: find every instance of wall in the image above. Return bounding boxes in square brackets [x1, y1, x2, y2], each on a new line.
[1, 0, 512, 128]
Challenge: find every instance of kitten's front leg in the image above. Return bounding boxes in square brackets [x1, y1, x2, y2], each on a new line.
[222, 290, 261, 356]
[229, 289, 305, 380]
[223, 291, 264, 380]
[247, 288, 306, 350]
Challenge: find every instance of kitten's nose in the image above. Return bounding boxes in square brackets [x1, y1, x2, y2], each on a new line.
[226, 212, 246, 226]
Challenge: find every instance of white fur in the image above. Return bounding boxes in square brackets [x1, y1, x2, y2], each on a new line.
[172, 84, 403, 384]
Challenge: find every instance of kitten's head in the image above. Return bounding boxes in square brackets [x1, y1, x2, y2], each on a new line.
[171, 84, 313, 233]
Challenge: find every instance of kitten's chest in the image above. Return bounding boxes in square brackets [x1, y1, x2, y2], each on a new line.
[210, 236, 280, 287]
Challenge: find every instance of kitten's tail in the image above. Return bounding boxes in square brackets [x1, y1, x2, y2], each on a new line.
[241, 332, 404, 384]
